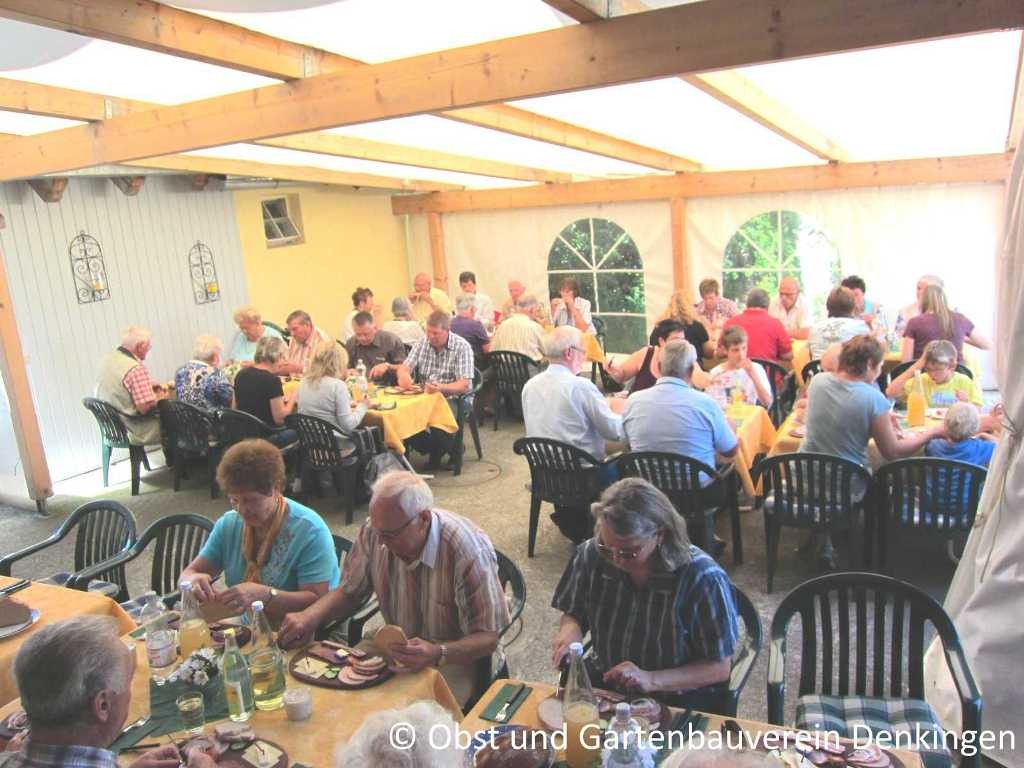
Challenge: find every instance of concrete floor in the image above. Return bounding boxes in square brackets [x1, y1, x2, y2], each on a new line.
[0, 415, 959, 724]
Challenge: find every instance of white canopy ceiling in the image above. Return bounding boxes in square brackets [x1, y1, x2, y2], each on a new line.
[0, 0, 1019, 189]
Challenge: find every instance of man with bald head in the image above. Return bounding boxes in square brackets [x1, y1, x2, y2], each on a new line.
[768, 277, 811, 339]
[409, 272, 453, 324]
[501, 279, 551, 326]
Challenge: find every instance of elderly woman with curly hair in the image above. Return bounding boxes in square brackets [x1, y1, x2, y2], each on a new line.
[179, 439, 339, 624]
[336, 701, 461, 768]
[551, 478, 739, 710]
[228, 305, 283, 364]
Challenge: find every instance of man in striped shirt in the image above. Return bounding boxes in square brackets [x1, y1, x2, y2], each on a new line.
[492, 294, 546, 364]
[278, 472, 509, 705]
[281, 309, 332, 375]
[551, 479, 738, 710]
[0, 616, 211, 768]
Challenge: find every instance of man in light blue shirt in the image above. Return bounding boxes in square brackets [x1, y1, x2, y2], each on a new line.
[522, 326, 623, 542]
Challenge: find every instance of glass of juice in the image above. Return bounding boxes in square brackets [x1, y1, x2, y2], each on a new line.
[176, 691, 205, 735]
[564, 700, 601, 768]
[178, 618, 212, 659]
[250, 648, 286, 711]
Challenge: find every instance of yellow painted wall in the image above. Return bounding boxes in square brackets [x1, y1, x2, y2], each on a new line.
[233, 186, 409, 339]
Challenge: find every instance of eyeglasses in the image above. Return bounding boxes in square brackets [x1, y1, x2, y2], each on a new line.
[568, 346, 587, 356]
[596, 537, 655, 561]
[376, 514, 418, 541]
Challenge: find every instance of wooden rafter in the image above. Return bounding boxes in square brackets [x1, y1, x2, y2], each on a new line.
[390, 154, 1013, 214]
[4, 0, 1019, 181]
[0, 0, 694, 172]
[1009, 33, 1024, 152]
[0, 79, 571, 183]
[541, 0, 849, 162]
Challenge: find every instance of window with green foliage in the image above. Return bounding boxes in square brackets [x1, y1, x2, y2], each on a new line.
[723, 210, 840, 318]
[547, 218, 646, 353]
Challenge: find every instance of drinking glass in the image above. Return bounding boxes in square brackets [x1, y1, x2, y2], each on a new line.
[250, 648, 286, 711]
[175, 691, 205, 735]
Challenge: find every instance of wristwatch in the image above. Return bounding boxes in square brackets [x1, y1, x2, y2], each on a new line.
[266, 587, 279, 605]
[437, 644, 449, 668]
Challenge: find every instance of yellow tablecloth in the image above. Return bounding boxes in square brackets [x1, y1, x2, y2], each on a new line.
[0, 576, 137, 707]
[363, 391, 458, 453]
[728, 404, 777, 498]
[463, 679, 922, 768]
[543, 326, 605, 364]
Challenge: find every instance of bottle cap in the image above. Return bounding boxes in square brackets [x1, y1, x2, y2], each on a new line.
[179, 581, 192, 591]
[615, 702, 631, 718]
[251, 600, 264, 611]
[569, 642, 583, 655]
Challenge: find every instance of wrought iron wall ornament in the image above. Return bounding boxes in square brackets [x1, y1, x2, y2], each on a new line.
[188, 241, 220, 304]
[68, 230, 110, 304]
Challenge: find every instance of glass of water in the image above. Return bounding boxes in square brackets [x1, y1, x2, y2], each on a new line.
[249, 648, 286, 711]
[175, 691, 205, 735]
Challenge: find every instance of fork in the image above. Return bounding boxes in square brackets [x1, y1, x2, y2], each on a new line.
[120, 716, 151, 736]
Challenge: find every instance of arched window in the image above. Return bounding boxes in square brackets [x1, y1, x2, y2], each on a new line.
[547, 217, 646, 352]
[722, 210, 840, 317]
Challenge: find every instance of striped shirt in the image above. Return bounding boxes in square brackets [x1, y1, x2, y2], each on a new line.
[340, 508, 510, 643]
[403, 332, 475, 386]
[492, 313, 546, 362]
[286, 326, 332, 374]
[0, 742, 118, 768]
[552, 541, 738, 687]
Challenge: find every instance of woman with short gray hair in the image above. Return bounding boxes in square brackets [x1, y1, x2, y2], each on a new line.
[175, 334, 233, 411]
[382, 296, 426, 346]
[551, 478, 739, 709]
[335, 701, 461, 768]
[228, 305, 284, 363]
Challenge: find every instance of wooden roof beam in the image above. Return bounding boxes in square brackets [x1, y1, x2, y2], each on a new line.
[391, 153, 1013, 214]
[0, 0, 1020, 181]
[0, 0, 697, 172]
[0, 78, 572, 183]
[542, 0, 850, 162]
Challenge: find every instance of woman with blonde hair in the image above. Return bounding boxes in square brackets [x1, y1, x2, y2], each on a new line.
[297, 343, 368, 455]
[902, 284, 989, 364]
[551, 478, 738, 708]
[658, 290, 714, 358]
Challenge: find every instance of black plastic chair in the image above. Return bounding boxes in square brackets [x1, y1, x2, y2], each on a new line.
[158, 400, 220, 498]
[486, 351, 537, 430]
[889, 360, 973, 383]
[68, 514, 213, 605]
[752, 452, 873, 592]
[752, 358, 792, 427]
[560, 583, 760, 716]
[768, 572, 981, 768]
[82, 397, 153, 496]
[800, 359, 822, 387]
[0, 500, 137, 602]
[285, 414, 375, 524]
[872, 458, 987, 568]
[468, 548, 527, 709]
[513, 438, 608, 557]
[613, 451, 743, 564]
[316, 535, 382, 647]
[451, 367, 484, 476]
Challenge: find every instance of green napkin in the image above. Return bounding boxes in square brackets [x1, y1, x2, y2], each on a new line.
[479, 683, 530, 722]
[146, 677, 230, 737]
[109, 719, 161, 754]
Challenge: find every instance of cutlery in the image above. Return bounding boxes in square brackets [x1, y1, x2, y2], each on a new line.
[120, 743, 161, 753]
[119, 716, 150, 736]
[496, 684, 529, 723]
[0, 579, 30, 598]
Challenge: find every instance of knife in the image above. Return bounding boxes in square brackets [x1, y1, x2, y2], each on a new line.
[0, 579, 30, 598]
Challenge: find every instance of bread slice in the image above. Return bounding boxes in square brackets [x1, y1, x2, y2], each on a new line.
[373, 624, 408, 663]
[0, 599, 31, 629]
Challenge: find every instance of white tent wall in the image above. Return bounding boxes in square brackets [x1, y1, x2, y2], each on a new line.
[0, 176, 250, 483]
[404, 182, 1002, 386]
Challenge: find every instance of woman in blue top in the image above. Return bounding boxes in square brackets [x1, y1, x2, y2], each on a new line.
[179, 438, 339, 625]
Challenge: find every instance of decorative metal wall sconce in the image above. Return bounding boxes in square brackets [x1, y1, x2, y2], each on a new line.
[188, 241, 220, 304]
[69, 231, 110, 304]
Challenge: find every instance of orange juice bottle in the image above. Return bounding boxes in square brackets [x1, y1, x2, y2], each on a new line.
[178, 581, 212, 659]
[563, 643, 602, 768]
[907, 371, 926, 427]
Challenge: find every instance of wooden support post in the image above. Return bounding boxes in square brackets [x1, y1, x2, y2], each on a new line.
[0, 236, 53, 509]
[110, 175, 145, 196]
[670, 196, 690, 295]
[26, 178, 67, 203]
[427, 212, 449, 294]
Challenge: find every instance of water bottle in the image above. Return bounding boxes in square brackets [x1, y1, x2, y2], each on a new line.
[247, 601, 285, 711]
[140, 592, 175, 685]
[221, 628, 255, 722]
[564, 643, 601, 768]
[355, 361, 368, 401]
[247, 600, 274, 657]
[605, 702, 643, 767]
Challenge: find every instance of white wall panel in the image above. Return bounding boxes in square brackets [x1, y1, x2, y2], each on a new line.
[0, 176, 249, 481]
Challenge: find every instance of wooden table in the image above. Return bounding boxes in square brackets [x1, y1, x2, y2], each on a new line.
[463, 679, 922, 768]
[0, 576, 137, 707]
[363, 390, 459, 454]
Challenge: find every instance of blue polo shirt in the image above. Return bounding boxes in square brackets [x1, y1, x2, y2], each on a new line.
[622, 377, 738, 473]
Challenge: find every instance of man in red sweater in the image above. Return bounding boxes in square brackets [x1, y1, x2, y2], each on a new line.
[721, 288, 793, 362]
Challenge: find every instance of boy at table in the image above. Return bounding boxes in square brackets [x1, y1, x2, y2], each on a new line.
[885, 339, 983, 407]
[704, 326, 773, 409]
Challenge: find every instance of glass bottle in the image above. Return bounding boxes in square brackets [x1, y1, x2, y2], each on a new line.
[605, 702, 643, 767]
[563, 642, 601, 768]
[221, 628, 255, 723]
[247, 600, 274, 657]
[140, 592, 175, 685]
[907, 370, 927, 427]
[248, 601, 285, 711]
[177, 581, 212, 659]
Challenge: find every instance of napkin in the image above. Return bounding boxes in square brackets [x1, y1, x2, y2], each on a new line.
[480, 683, 531, 722]
[109, 719, 161, 753]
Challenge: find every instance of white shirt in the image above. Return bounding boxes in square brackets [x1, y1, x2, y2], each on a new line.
[471, 291, 495, 331]
[522, 363, 623, 460]
[705, 363, 773, 408]
[768, 295, 810, 334]
[552, 296, 595, 335]
[381, 319, 426, 346]
[808, 317, 871, 359]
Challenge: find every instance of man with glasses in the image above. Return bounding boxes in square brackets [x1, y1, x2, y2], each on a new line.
[551, 479, 738, 709]
[769, 276, 811, 340]
[277, 471, 508, 706]
[522, 326, 624, 543]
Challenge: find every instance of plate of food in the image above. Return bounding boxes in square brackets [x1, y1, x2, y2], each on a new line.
[0, 710, 28, 743]
[370, 400, 397, 411]
[0, 607, 40, 641]
[384, 385, 424, 395]
[926, 407, 949, 420]
[289, 642, 393, 689]
[765, 737, 903, 768]
[179, 724, 287, 768]
[536, 689, 668, 732]
[467, 724, 554, 768]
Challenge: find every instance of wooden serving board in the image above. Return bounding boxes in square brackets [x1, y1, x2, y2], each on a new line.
[287, 644, 394, 691]
[180, 738, 288, 768]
